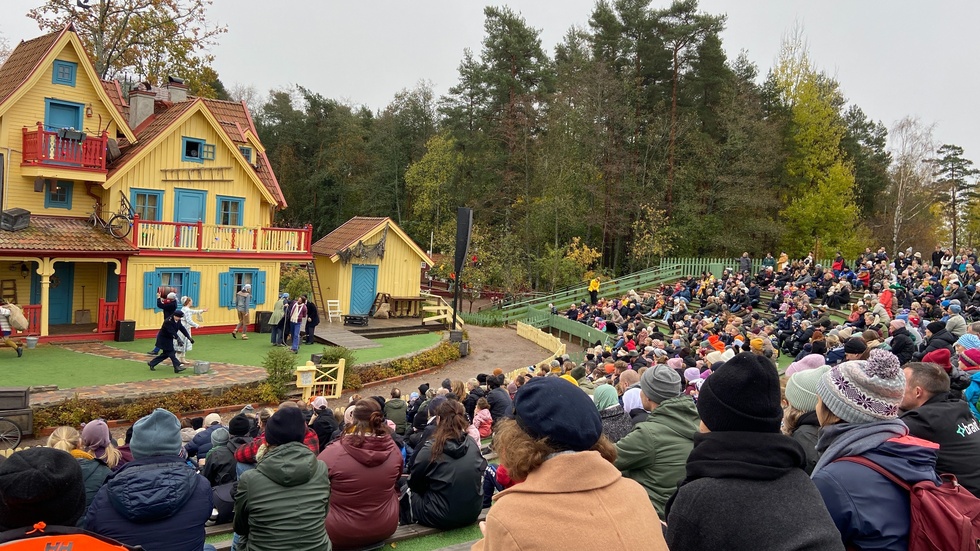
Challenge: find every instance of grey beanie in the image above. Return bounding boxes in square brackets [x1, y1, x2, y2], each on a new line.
[639, 364, 682, 404]
[210, 427, 230, 448]
[130, 408, 183, 459]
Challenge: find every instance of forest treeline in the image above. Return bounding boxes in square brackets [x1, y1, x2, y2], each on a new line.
[251, 1, 973, 293]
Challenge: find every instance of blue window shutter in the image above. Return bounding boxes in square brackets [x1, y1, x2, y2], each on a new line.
[143, 271, 158, 309]
[254, 271, 266, 305]
[188, 271, 201, 306]
[219, 271, 234, 309]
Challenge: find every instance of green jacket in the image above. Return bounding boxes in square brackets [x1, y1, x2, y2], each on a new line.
[577, 377, 596, 396]
[614, 395, 699, 519]
[385, 398, 409, 435]
[234, 441, 331, 551]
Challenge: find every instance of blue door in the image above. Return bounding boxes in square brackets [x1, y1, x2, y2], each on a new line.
[31, 263, 74, 325]
[174, 189, 207, 223]
[45, 100, 83, 131]
[349, 265, 378, 315]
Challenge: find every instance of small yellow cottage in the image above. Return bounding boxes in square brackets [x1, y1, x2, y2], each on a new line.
[311, 217, 431, 316]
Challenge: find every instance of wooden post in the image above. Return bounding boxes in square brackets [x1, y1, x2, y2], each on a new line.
[130, 213, 140, 248]
[196, 220, 203, 251]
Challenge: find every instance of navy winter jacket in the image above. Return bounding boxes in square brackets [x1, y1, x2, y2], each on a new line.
[812, 435, 941, 551]
[185, 424, 223, 460]
[85, 456, 212, 551]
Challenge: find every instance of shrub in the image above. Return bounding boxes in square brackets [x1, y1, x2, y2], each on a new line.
[321, 346, 355, 366]
[262, 347, 297, 401]
[348, 341, 460, 389]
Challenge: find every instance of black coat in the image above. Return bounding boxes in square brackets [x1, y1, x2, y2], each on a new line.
[900, 393, 980, 497]
[408, 436, 486, 530]
[912, 328, 956, 362]
[157, 297, 178, 319]
[154, 318, 191, 351]
[485, 387, 514, 425]
[306, 302, 320, 325]
[463, 387, 486, 422]
[888, 327, 916, 365]
[789, 411, 821, 475]
[202, 443, 236, 487]
[310, 410, 339, 452]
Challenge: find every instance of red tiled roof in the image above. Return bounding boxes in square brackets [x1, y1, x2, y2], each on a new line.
[101, 79, 129, 121]
[0, 29, 62, 108]
[0, 216, 138, 253]
[311, 217, 388, 257]
[106, 100, 196, 173]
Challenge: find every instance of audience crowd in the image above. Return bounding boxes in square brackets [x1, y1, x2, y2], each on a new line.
[3, 245, 980, 550]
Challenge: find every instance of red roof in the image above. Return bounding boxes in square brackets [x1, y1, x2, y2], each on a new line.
[311, 217, 388, 257]
[101, 79, 129, 121]
[0, 216, 138, 253]
[0, 29, 63, 108]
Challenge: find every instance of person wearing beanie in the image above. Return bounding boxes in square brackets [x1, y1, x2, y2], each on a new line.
[461, 379, 486, 425]
[783, 366, 831, 474]
[912, 320, 956, 363]
[615, 365, 699, 519]
[234, 404, 320, 471]
[234, 407, 330, 551]
[922, 347, 952, 373]
[665, 353, 843, 551]
[200, 427, 235, 487]
[784, 352, 826, 377]
[843, 337, 869, 361]
[900, 362, 980, 498]
[571, 365, 594, 395]
[887, 319, 916, 365]
[472, 377, 668, 551]
[147, 309, 192, 373]
[0, 447, 86, 530]
[956, 332, 980, 352]
[185, 413, 226, 462]
[812, 350, 941, 550]
[946, 302, 968, 338]
[86, 409, 213, 551]
[592, 383, 631, 444]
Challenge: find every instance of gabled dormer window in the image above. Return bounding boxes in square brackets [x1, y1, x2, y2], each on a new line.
[52, 60, 77, 86]
[238, 146, 252, 163]
[182, 137, 216, 163]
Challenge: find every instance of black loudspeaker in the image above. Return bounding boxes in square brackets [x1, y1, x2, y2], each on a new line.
[115, 319, 136, 342]
[454, 207, 473, 277]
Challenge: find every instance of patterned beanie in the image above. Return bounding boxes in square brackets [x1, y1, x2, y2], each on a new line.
[956, 333, 980, 350]
[817, 350, 905, 424]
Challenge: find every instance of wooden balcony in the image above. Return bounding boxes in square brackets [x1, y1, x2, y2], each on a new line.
[132, 217, 313, 256]
[22, 123, 108, 173]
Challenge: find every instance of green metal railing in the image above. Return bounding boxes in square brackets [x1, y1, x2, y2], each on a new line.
[661, 257, 835, 278]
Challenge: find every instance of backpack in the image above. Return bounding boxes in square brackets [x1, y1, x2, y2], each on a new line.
[836, 455, 980, 551]
[5, 303, 27, 331]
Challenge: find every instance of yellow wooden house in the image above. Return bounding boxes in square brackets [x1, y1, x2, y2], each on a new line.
[0, 25, 311, 340]
[311, 217, 431, 316]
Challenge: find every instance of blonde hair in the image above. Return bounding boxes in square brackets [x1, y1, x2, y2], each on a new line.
[48, 426, 80, 452]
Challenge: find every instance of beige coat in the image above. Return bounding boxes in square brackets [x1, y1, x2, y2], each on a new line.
[471, 451, 668, 551]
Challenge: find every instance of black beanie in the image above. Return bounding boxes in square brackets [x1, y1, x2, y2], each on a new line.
[697, 352, 782, 433]
[0, 448, 86, 529]
[264, 407, 306, 446]
[927, 321, 946, 334]
[843, 337, 868, 355]
[418, 383, 430, 395]
[228, 414, 251, 437]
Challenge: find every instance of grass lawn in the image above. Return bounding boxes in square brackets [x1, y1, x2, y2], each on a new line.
[106, 332, 443, 368]
[1, 345, 192, 388]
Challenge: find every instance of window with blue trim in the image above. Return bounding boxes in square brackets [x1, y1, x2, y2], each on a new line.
[182, 137, 215, 163]
[44, 180, 73, 209]
[216, 195, 244, 226]
[131, 189, 163, 221]
[239, 146, 252, 163]
[219, 268, 265, 308]
[142, 268, 200, 310]
[52, 60, 77, 86]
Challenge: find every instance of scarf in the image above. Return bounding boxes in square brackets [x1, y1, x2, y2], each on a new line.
[594, 384, 619, 411]
[622, 387, 644, 413]
[811, 419, 908, 475]
[665, 431, 806, 517]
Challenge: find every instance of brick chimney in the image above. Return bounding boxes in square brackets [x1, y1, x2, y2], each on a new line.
[128, 88, 155, 129]
[165, 76, 188, 103]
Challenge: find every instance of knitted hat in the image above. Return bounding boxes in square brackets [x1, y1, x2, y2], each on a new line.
[817, 350, 905, 424]
[927, 321, 946, 334]
[950, 304, 963, 314]
[80, 419, 111, 459]
[923, 348, 953, 373]
[264, 407, 306, 446]
[844, 338, 868, 355]
[956, 334, 980, 350]
[210, 427, 230, 448]
[570, 366, 587, 380]
[130, 408, 183, 459]
[0, 448, 86, 529]
[750, 338, 765, 352]
[889, 319, 906, 330]
[697, 353, 782, 433]
[960, 348, 980, 369]
[228, 414, 251, 437]
[640, 364, 682, 404]
[786, 366, 831, 412]
[204, 413, 222, 427]
[513, 377, 603, 452]
[311, 396, 329, 411]
[683, 367, 701, 384]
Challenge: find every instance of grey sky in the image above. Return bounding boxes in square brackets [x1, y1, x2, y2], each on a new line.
[3, 1, 978, 161]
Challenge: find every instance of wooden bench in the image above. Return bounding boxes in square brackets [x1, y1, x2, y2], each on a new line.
[209, 507, 491, 551]
[389, 296, 426, 318]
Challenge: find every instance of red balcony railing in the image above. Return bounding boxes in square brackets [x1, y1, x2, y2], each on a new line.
[22, 123, 108, 172]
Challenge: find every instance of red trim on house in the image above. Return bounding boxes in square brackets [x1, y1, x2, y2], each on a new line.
[0, 250, 138, 257]
[136, 251, 312, 261]
[135, 323, 244, 340]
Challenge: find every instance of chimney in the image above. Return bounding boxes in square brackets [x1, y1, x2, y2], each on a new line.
[128, 88, 155, 129]
[165, 76, 187, 103]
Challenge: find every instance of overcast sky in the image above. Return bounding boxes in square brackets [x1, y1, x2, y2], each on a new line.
[3, 1, 977, 160]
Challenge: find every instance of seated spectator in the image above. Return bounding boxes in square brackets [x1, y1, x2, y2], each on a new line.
[185, 412, 224, 461]
[384, 388, 409, 436]
[234, 404, 319, 474]
[317, 398, 402, 549]
[402, 400, 485, 529]
[900, 362, 980, 497]
[47, 425, 112, 516]
[594, 383, 631, 443]
[201, 428, 235, 487]
[472, 397, 493, 439]
[912, 321, 955, 362]
[813, 350, 941, 550]
[888, 319, 916, 365]
[485, 375, 514, 424]
[309, 397, 339, 452]
[666, 353, 843, 551]
[472, 377, 668, 551]
[85, 408, 213, 551]
[783, 366, 830, 474]
[615, 365, 698, 518]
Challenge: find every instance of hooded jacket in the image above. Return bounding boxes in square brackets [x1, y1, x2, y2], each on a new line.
[462, 387, 486, 422]
[472, 409, 493, 439]
[408, 436, 486, 530]
[614, 395, 699, 519]
[790, 410, 821, 475]
[234, 441, 331, 551]
[901, 392, 980, 497]
[888, 327, 916, 365]
[85, 456, 212, 551]
[471, 451, 668, 551]
[912, 327, 956, 361]
[384, 398, 409, 436]
[317, 435, 403, 549]
[485, 387, 514, 425]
